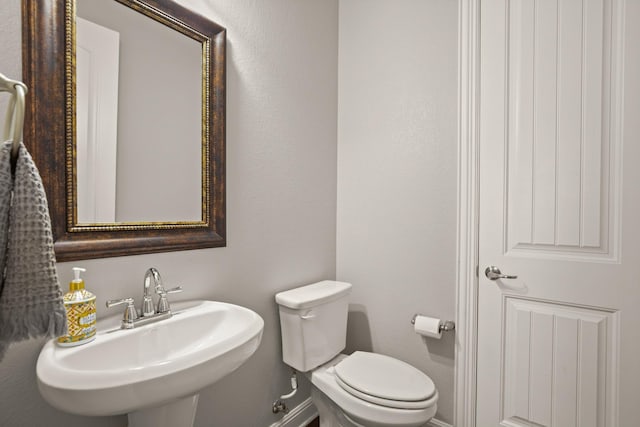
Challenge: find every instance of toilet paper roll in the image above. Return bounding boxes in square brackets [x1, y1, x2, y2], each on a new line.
[413, 315, 442, 339]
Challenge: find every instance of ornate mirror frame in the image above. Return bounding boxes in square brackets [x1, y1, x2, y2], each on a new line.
[21, 0, 226, 261]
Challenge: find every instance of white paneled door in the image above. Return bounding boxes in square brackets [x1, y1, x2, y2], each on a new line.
[476, 0, 640, 426]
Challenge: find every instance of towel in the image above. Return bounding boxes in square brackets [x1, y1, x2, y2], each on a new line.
[0, 143, 11, 288]
[0, 141, 67, 360]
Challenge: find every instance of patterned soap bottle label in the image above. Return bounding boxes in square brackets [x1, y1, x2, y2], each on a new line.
[57, 299, 97, 344]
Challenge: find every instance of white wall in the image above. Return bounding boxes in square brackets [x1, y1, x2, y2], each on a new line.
[336, 0, 458, 424]
[0, 0, 338, 426]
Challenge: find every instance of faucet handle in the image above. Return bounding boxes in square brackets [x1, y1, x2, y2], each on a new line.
[106, 297, 134, 308]
[156, 286, 183, 313]
[156, 285, 183, 296]
[106, 297, 138, 328]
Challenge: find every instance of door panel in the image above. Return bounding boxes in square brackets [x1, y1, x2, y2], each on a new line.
[505, 0, 619, 261]
[476, 0, 636, 426]
[501, 297, 615, 427]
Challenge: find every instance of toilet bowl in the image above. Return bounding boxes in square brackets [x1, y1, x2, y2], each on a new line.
[309, 353, 437, 427]
[275, 281, 438, 427]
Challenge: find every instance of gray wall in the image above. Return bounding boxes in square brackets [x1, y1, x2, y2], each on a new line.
[336, 0, 459, 424]
[2, 0, 460, 425]
[0, 0, 338, 426]
[0, 0, 21, 124]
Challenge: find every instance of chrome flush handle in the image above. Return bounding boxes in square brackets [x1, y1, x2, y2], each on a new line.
[484, 266, 518, 281]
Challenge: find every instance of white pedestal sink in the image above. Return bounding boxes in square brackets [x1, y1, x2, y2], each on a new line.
[36, 300, 264, 427]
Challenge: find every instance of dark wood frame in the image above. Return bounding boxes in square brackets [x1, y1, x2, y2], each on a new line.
[22, 0, 226, 261]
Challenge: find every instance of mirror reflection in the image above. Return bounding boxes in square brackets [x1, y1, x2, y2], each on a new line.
[76, 0, 203, 224]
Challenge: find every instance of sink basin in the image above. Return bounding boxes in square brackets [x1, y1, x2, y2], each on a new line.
[37, 300, 264, 421]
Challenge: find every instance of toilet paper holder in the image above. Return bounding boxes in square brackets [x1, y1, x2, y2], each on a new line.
[411, 314, 456, 332]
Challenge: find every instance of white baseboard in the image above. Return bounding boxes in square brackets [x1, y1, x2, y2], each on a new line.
[269, 397, 318, 427]
[427, 418, 453, 427]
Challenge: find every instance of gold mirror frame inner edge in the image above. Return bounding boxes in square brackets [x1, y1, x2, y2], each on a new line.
[64, 0, 211, 232]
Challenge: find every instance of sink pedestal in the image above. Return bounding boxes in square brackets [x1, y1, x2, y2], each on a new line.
[128, 394, 200, 427]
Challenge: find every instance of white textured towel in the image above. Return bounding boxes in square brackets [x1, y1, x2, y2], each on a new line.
[0, 141, 67, 360]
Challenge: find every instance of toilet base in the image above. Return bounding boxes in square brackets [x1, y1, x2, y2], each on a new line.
[311, 387, 430, 427]
[312, 387, 364, 427]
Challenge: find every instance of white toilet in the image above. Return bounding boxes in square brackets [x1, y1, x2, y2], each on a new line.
[275, 280, 438, 427]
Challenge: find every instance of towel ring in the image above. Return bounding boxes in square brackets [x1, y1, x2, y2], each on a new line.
[0, 72, 29, 163]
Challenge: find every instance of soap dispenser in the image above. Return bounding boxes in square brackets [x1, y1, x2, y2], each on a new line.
[57, 267, 97, 347]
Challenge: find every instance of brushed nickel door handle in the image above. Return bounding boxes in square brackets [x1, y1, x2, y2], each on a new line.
[484, 266, 518, 280]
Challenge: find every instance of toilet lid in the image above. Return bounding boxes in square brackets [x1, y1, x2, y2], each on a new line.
[334, 352, 436, 409]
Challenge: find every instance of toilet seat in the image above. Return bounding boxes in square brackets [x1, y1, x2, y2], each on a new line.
[334, 376, 438, 410]
[334, 352, 437, 410]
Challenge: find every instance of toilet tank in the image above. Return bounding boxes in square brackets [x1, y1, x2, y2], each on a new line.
[275, 280, 352, 372]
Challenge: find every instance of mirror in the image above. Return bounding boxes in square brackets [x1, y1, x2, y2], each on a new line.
[76, 0, 204, 223]
[22, 0, 226, 261]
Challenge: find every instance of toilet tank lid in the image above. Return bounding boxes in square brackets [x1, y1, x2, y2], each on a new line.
[275, 280, 352, 309]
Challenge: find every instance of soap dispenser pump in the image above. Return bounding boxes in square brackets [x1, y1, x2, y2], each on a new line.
[57, 267, 97, 347]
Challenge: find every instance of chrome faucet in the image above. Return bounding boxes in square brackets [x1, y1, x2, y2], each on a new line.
[106, 267, 183, 329]
[143, 267, 183, 314]
[142, 267, 162, 316]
